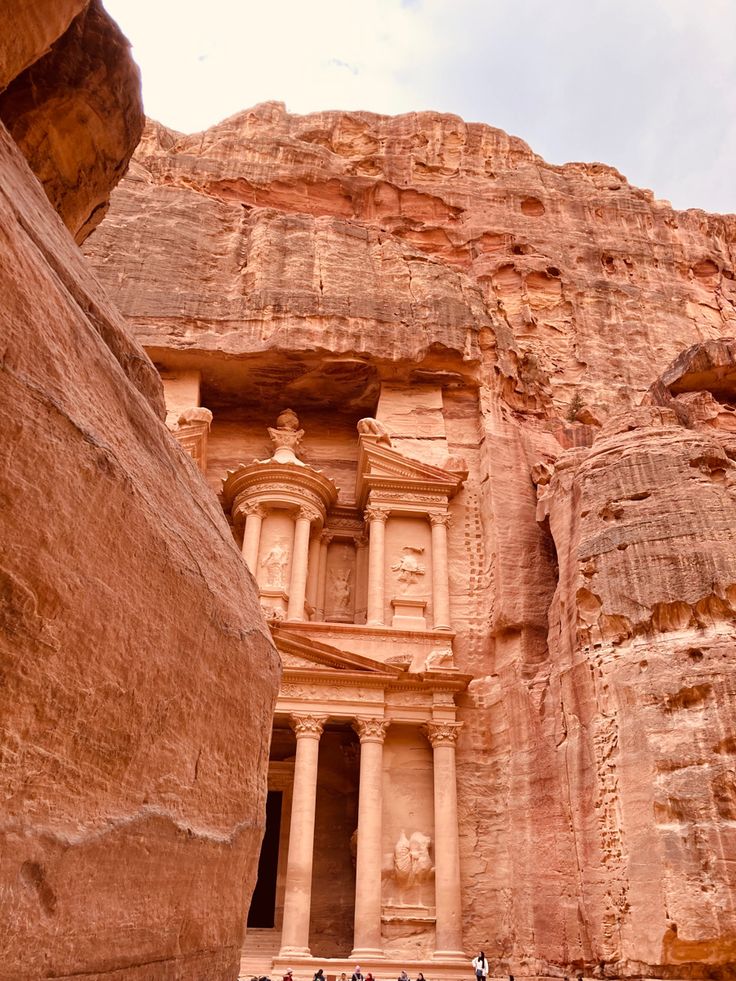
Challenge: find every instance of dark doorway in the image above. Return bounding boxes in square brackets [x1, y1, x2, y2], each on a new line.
[247, 790, 283, 928]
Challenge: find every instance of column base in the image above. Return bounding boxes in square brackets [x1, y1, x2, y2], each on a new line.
[366, 619, 384, 628]
[279, 946, 312, 958]
[432, 949, 467, 962]
[432, 623, 452, 631]
[350, 947, 386, 960]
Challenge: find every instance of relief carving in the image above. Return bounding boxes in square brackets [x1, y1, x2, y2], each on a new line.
[393, 829, 434, 888]
[425, 646, 454, 670]
[391, 545, 426, 591]
[329, 566, 353, 613]
[357, 417, 392, 446]
[260, 539, 289, 587]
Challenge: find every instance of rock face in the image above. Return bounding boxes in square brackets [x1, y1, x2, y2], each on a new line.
[0, 12, 278, 981]
[84, 103, 736, 978]
[0, 0, 144, 243]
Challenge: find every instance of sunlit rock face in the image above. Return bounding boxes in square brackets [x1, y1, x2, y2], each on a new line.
[85, 103, 736, 979]
[0, 9, 279, 980]
[0, 0, 143, 243]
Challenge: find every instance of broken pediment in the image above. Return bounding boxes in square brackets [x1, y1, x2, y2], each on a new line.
[272, 627, 403, 677]
[355, 431, 467, 508]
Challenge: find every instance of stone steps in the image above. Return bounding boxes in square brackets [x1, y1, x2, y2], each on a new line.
[239, 929, 281, 979]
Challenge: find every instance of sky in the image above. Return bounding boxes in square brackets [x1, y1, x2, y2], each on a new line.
[105, 0, 736, 214]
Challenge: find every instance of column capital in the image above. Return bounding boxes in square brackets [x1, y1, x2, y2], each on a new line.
[297, 505, 320, 523]
[320, 529, 334, 545]
[290, 714, 327, 738]
[354, 533, 369, 550]
[365, 506, 389, 524]
[241, 500, 268, 518]
[353, 717, 390, 744]
[423, 720, 463, 747]
[429, 510, 452, 527]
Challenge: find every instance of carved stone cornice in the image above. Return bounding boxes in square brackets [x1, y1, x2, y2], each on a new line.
[353, 717, 391, 744]
[423, 721, 463, 747]
[290, 713, 327, 738]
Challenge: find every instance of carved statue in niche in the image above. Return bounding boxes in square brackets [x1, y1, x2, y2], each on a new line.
[330, 566, 352, 612]
[387, 829, 435, 911]
[260, 539, 289, 588]
[357, 417, 392, 447]
[391, 546, 426, 592]
[268, 408, 305, 460]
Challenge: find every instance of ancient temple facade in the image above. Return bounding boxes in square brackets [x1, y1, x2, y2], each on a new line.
[162, 368, 475, 978]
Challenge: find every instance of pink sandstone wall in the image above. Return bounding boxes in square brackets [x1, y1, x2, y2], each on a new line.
[0, 10, 279, 979]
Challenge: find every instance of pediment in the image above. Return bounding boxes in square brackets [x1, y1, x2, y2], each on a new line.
[356, 438, 465, 506]
[278, 651, 336, 671]
[272, 628, 403, 677]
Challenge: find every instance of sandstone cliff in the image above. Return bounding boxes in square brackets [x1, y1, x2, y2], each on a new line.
[84, 103, 736, 979]
[1, 11, 279, 981]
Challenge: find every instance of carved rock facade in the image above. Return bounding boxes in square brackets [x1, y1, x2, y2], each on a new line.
[83, 104, 736, 979]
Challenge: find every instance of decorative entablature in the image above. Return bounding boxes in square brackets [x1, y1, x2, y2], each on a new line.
[222, 459, 338, 528]
[272, 627, 471, 725]
[355, 429, 467, 518]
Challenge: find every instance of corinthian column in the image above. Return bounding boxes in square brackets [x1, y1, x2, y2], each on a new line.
[423, 721, 464, 960]
[429, 511, 452, 631]
[279, 714, 326, 957]
[351, 717, 390, 959]
[365, 506, 388, 627]
[287, 507, 314, 622]
[241, 502, 266, 573]
[315, 530, 333, 621]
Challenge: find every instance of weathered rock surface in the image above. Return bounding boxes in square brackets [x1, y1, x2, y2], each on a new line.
[0, 0, 144, 243]
[83, 103, 736, 978]
[0, 15, 278, 981]
[0, 0, 86, 91]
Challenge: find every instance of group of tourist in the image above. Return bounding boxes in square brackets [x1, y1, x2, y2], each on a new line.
[274, 966, 430, 981]
[270, 958, 508, 981]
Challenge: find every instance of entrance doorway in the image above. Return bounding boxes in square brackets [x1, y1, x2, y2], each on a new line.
[247, 790, 283, 928]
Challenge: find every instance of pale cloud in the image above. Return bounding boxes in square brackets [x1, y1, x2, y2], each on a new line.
[105, 0, 736, 213]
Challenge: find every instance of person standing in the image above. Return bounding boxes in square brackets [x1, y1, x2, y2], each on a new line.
[472, 952, 490, 981]
[352, 966, 364, 981]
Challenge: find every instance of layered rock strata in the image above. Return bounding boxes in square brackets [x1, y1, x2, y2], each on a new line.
[84, 103, 736, 978]
[0, 10, 278, 981]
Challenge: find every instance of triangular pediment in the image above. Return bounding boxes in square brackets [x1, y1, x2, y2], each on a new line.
[278, 650, 336, 671]
[356, 437, 466, 507]
[272, 627, 403, 677]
